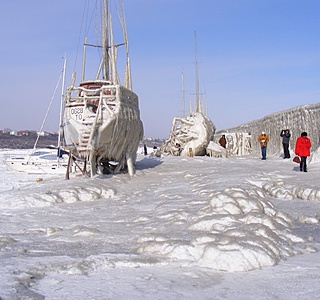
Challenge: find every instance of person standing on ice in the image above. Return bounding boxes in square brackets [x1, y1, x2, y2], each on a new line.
[258, 131, 269, 160]
[295, 132, 311, 172]
[280, 129, 291, 159]
[219, 134, 227, 148]
[144, 144, 148, 156]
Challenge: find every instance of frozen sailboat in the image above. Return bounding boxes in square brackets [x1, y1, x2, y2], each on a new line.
[161, 32, 215, 156]
[63, 0, 143, 176]
[5, 59, 72, 175]
[4, 147, 70, 175]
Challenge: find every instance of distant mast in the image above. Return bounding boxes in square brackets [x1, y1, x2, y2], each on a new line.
[194, 31, 202, 113]
[181, 70, 185, 117]
[58, 57, 67, 152]
[82, 0, 110, 82]
[118, 0, 132, 89]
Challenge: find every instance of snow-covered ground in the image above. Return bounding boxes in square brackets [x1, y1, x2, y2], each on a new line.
[1, 148, 320, 299]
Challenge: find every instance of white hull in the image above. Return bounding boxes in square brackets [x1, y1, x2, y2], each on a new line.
[4, 148, 69, 175]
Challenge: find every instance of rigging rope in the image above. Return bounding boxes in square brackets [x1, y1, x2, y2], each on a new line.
[31, 73, 62, 155]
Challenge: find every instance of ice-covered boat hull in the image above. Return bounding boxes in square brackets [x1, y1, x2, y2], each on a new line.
[161, 112, 215, 156]
[64, 81, 143, 174]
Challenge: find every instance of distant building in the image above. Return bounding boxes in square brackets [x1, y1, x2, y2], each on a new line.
[17, 130, 29, 136]
[3, 128, 11, 134]
[37, 131, 46, 137]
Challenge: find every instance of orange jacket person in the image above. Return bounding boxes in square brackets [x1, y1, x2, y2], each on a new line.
[295, 132, 311, 172]
[258, 132, 269, 160]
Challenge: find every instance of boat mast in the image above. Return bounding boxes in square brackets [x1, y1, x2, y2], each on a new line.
[194, 31, 202, 113]
[58, 57, 67, 154]
[181, 70, 185, 117]
[31, 71, 62, 157]
[102, 0, 109, 80]
[81, 37, 87, 81]
[119, 0, 132, 89]
[109, 13, 118, 84]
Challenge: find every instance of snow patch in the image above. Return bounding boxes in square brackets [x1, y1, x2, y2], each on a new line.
[138, 187, 304, 272]
[0, 184, 116, 209]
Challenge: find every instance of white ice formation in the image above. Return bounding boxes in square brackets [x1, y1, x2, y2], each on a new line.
[210, 132, 252, 157]
[0, 183, 115, 209]
[137, 186, 304, 272]
[217, 103, 320, 155]
[161, 112, 215, 156]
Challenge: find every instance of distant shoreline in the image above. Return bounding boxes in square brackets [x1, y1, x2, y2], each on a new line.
[0, 134, 59, 149]
[0, 134, 164, 150]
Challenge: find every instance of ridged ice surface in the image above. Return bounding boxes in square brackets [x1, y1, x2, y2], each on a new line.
[1, 148, 320, 298]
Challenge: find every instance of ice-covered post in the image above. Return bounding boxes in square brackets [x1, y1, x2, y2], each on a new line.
[126, 153, 135, 176]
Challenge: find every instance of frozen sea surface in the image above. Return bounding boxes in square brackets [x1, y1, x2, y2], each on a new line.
[1, 149, 320, 299]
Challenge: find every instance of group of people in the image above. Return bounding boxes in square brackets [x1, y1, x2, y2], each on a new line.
[257, 129, 311, 172]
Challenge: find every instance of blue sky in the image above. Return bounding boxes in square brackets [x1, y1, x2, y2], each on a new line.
[1, 0, 320, 139]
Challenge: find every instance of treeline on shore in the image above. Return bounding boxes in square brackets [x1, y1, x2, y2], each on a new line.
[0, 133, 59, 149]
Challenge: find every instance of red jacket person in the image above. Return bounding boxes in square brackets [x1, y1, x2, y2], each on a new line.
[295, 132, 311, 172]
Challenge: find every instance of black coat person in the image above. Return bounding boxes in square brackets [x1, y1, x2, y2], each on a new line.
[280, 129, 291, 159]
[144, 144, 147, 155]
